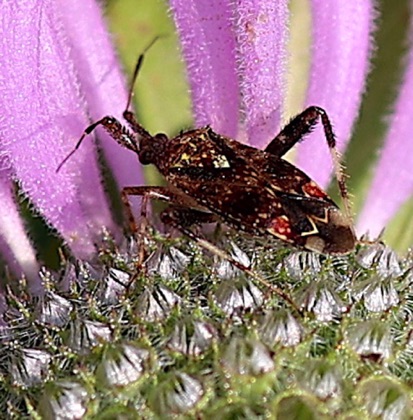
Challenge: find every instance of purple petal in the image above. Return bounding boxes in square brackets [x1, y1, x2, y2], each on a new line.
[357, 18, 413, 237]
[233, 0, 289, 148]
[295, 1, 374, 187]
[56, 0, 144, 190]
[169, 0, 239, 138]
[0, 175, 39, 289]
[0, 1, 116, 258]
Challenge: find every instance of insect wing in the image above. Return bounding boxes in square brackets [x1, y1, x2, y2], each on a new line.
[165, 127, 355, 255]
[274, 192, 355, 254]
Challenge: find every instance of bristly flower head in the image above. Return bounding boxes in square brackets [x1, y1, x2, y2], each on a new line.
[0, 0, 412, 287]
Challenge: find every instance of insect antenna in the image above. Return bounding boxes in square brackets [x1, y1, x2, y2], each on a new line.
[125, 36, 162, 112]
[56, 37, 163, 173]
[56, 119, 105, 173]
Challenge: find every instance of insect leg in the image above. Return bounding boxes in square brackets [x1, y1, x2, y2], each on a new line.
[122, 189, 300, 311]
[121, 186, 177, 234]
[121, 187, 215, 267]
[121, 186, 180, 269]
[160, 206, 300, 312]
[162, 206, 218, 228]
[266, 106, 353, 225]
[265, 106, 327, 157]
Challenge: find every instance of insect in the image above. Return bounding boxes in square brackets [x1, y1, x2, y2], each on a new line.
[57, 41, 356, 309]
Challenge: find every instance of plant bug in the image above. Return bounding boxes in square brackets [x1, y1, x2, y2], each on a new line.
[57, 39, 356, 310]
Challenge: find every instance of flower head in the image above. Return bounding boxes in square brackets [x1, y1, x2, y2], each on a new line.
[0, 0, 412, 286]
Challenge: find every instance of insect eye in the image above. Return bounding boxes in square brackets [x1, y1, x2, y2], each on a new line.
[139, 149, 154, 165]
[154, 133, 168, 142]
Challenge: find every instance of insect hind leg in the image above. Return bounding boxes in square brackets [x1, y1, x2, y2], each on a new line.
[265, 106, 353, 228]
[160, 206, 300, 312]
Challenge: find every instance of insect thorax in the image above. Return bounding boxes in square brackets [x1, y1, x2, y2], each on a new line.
[163, 128, 233, 173]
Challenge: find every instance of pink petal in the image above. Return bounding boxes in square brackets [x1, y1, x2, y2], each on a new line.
[0, 1, 115, 258]
[56, 0, 144, 191]
[169, 0, 239, 138]
[295, 1, 374, 187]
[357, 15, 413, 237]
[0, 175, 39, 290]
[233, 0, 289, 148]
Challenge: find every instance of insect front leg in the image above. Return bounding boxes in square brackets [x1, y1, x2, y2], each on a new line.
[121, 187, 211, 268]
[122, 186, 180, 268]
[121, 186, 176, 235]
[266, 106, 353, 226]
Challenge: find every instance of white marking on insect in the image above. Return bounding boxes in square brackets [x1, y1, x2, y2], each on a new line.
[212, 155, 230, 168]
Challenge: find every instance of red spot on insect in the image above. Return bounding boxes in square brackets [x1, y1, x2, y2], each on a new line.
[302, 182, 327, 199]
[269, 216, 292, 238]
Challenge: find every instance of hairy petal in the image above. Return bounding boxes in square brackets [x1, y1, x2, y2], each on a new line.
[233, 0, 289, 148]
[296, 0, 374, 187]
[169, 0, 239, 138]
[0, 1, 115, 258]
[357, 15, 413, 237]
[0, 175, 39, 290]
[57, 0, 144, 191]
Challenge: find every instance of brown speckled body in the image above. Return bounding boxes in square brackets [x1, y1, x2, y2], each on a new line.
[148, 125, 355, 255]
[64, 104, 356, 255]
